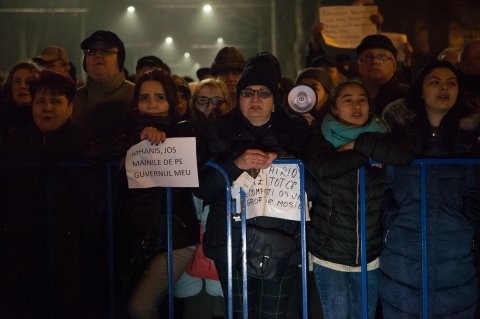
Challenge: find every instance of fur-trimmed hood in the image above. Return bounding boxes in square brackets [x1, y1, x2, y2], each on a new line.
[382, 98, 480, 136]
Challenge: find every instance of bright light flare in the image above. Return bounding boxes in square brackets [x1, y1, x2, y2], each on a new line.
[203, 4, 212, 13]
[165, 36, 173, 44]
[127, 6, 135, 13]
[217, 37, 224, 44]
[184, 52, 191, 58]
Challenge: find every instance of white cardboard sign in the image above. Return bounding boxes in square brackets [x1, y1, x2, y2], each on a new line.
[125, 138, 199, 188]
[319, 5, 378, 48]
[234, 164, 309, 221]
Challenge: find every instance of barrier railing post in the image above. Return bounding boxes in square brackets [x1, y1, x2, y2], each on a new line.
[105, 163, 115, 319]
[359, 167, 368, 319]
[240, 189, 249, 319]
[206, 161, 234, 319]
[166, 187, 174, 319]
[420, 161, 428, 319]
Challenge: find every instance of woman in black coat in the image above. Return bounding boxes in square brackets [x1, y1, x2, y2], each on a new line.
[195, 52, 308, 318]
[121, 69, 207, 319]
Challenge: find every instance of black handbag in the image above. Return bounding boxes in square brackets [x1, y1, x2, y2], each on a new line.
[242, 225, 297, 282]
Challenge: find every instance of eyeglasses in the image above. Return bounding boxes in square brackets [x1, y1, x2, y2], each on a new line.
[84, 48, 118, 56]
[239, 88, 273, 99]
[196, 96, 225, 107]
[358, 54, 394, 64]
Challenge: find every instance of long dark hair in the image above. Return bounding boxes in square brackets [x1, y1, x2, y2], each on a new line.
[133, 68, 179, 120]
[406, 60, 471, 154]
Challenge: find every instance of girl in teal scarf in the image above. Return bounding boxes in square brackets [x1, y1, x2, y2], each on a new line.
[321, 81, 387, 148]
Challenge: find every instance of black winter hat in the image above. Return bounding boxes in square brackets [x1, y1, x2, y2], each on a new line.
[81, 30, 125, 72]
[236, 52, 281, 105]
[356, 34, 397, 59]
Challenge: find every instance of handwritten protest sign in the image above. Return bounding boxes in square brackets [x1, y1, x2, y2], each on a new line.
[319, 5, 378, 48]
[381, 32, 408, 62]
[234, 164, 309, 221]
[125, 138, 198, 188]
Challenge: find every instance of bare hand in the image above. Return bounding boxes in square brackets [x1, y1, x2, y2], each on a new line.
[370, 163, 384, 168]
[336, 141, 355, 152]
[234, 149, 273, 170]
[140, 127, 167, 145]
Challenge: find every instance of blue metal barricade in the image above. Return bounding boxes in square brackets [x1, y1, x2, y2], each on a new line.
[202, 160, 308, 319]
[358, 158, 480, 319]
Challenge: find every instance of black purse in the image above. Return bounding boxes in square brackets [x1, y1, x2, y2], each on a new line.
[242, 225, 297, 282]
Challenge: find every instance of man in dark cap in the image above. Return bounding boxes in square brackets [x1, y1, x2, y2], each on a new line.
[73, 30, 135, 143]
[135, 55, 171, 78]
[357, 34, 408, 115]
[210, 46, 245, 107]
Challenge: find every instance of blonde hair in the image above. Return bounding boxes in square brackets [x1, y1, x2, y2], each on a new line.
[191, 78, 233, 116]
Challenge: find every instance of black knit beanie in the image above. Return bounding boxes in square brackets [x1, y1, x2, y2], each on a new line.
[236, 52, 281, 105]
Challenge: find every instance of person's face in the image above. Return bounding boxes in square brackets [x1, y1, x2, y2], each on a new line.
[32, 89, 72, 133]
[217, 69, 241, 105]
[297, 78, 329, 112]
[332, 84, 370, 126]
[11, 68, 34, 106]
[358, 48, 397, 85]
[460, 41, 480, 75]
[194, 86, 225, 118]
[137, 81, 169, 117]
[177, 90, 190, 116]
[84, 44, 120, 80]
[239, 85, 274, 126]
[422, 67, 458, 116]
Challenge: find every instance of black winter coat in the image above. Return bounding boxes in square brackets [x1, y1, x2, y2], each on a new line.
[120, 112, 207, 259]
[302, 117, 414, 266]
[196, 107, 309, 263]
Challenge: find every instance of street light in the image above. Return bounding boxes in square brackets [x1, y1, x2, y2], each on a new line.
[165, 36, 173, 44]
[203, 4, 212, 13]
[127, 6, 135, 13]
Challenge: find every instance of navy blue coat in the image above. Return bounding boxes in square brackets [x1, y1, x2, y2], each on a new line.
[380, 100, 480, 318]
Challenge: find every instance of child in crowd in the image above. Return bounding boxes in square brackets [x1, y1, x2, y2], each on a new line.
[302, 81, 413, 319]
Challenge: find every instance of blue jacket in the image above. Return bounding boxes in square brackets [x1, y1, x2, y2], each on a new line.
[380, 99, 480, 318]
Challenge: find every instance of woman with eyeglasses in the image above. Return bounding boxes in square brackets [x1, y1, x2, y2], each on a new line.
[194, 52, 308, 318]
[191, 78, 232, 132]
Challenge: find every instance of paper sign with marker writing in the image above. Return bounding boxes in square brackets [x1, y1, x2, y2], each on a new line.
[125, 137, 198, 188]
[235, 164, 309, 221]
[319, 5, 378, 48]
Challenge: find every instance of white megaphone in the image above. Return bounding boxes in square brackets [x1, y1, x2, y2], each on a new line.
[287, 85, 317, 114]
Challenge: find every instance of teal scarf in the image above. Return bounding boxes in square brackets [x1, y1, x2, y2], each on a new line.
[321, 113, 387, 148]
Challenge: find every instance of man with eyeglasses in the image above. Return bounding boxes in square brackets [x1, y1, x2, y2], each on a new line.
[356, 34, 409, 116]
[72, 30, 135, 146]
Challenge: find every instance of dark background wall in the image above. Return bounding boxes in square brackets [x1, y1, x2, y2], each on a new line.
[1, 0, 479, 81]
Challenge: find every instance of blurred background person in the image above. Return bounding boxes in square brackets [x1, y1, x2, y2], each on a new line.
[0, 61, 40, 140]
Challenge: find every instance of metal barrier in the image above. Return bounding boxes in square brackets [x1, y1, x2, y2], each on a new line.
[195, 159, 308, 319]
[2, 158, 478, 319]
[358, 158, 480, 319]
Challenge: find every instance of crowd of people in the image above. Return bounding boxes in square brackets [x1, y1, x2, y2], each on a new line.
[0, 14, 480, 319]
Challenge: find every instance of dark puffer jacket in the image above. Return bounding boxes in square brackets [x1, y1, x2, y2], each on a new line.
[380, 99, 480, 318]
[302, 116, 414, 266]
[196, 107, 308, 263]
